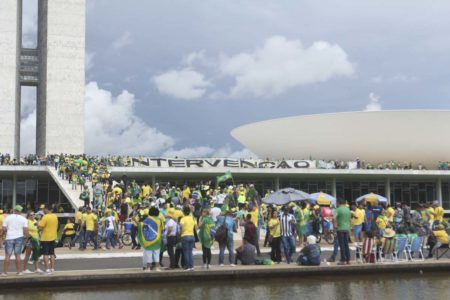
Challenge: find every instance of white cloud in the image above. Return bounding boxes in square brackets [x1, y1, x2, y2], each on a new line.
[370, 74, 418, 84]
[20, 86, 37, 155]
[364, 92, 382, 111]
[20, 109, 36, 156]
[163, 145, 257, 159]
[220, 35, 355, 97]
[22, 0, 38, 48]
[112, 31, 133, 50]
[84, 82, 174, 155]
[163, 146, 215, 158]
[153, 68, 211, 100]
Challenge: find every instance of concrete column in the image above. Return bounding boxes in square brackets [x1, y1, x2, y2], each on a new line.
[12, 174, 17, 207]
[385, 177, 391, 205]
[331, 177, 337, 198]
[437, 178, 443, 205]
[274, 176, 280, 191]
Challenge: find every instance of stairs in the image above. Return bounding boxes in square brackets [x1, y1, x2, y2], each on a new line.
[47, 166, 84, 209]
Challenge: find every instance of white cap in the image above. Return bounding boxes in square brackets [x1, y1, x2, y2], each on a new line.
[307, 235, 317, 244]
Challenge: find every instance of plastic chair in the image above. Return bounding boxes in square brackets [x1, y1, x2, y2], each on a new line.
[407, 236, 425, 261]
[380, 238, 397, 263]
[395, 237, 408, 261]
[362, 237, 377, 264]
[354, 242, 363, 264]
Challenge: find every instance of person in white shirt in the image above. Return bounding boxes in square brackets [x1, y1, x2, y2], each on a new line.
[210, 206, 222, 222]
[164, 210, 178, 269]
[2, 205, 29, 276]
[104, 211, 116, 249]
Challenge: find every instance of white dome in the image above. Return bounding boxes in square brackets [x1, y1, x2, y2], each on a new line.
[231, 110, 450, 168]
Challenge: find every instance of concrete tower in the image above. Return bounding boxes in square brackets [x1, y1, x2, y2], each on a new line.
[0, 0, 85, 158]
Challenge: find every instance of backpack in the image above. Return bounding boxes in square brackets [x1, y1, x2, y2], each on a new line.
[215, 221, 228, 244]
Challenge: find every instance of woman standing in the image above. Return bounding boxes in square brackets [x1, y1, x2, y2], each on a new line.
[268, 210, 281, 263]
[180, 206, 198, 271]
[23, 212, 42, 274]
[199, 208, 215, 269]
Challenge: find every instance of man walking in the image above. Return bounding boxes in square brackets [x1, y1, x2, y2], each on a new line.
[334, 199, 352, 265]
[1, 205, 28, 276]
[39, 207, 59, 274]
[280, 206, 296, 264]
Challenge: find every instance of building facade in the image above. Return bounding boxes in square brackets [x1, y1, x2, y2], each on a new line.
[0, 0, 85, 157]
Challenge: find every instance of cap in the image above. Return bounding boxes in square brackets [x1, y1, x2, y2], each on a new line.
[307, 235, 317, 244]
[40, 204, 45, 209]
[14, 205, 23, 212]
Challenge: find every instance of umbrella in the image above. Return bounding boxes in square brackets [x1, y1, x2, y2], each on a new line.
[309, 192, 336, 206]
[262, 188, 310, 205]
[356, 193, 388, 204]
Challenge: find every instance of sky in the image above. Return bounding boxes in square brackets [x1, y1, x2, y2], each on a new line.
[19, 0, 450, 157]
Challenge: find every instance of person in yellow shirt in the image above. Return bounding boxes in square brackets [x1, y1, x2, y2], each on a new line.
[351, 204, 365, 242]
[248, 204, 261, 255]
[428, 224, 449, 258]
[385, 205, 395, 223]
[375, 209, 389, 236]
[57, 219, 76, 248]
[268, 210, 281, 263]
[39, 208, 59, 274]
[23, 212, 41, 274]
[179, 206, 197, 270]
[182, 185, 191, 202]
[433, 201, 445, 223]
[81, 207, 98, 250]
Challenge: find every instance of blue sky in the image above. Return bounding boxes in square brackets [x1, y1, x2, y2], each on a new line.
[20, 0, 450, 156]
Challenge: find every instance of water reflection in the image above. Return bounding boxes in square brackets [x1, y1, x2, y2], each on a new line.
[1, 273, 449, 300]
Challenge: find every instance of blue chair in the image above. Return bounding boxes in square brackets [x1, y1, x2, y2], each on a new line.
[395, 236, 408, 261]
[407, 236, 424, 261]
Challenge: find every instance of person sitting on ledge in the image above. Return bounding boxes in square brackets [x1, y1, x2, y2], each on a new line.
[297, 235, 321, 266]
[235, 237, 256, 265]
[427, 224, 449, 258]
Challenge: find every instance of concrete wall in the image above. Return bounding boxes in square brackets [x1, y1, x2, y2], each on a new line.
[0, 0, 21, 157]
[37, 0, 85, 155]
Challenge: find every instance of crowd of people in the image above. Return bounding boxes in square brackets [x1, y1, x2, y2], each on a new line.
[2, 175, 449, 275]
[1, 153, 449, 276]
[0, 152, 449, 171]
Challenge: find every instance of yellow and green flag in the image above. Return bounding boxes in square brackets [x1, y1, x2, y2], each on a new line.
[217, 171, 233, 183]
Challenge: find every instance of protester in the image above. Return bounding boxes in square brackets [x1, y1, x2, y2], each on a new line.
[81, 207, 98, 250]
[164, 209, 178, 269]
[235, 237, 256, 265]
[180, 206, 197, 271]
[57, 218, 76, 248]
[138, 206, 164, 272]
[39, 207, 59, 274]
[280, 206, 296, 264]
[23, 212, 42, 274]
[268, 210, 282, 263]
[104, 211, 117, 249]
[1, 205, 28, 276]
[298, 235, 321, 266]
[199, 207, 215, 269]
[334, 199, 351, 265]
[217, 210, 236, 267]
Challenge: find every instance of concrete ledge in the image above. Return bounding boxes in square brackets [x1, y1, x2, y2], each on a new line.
[1, 261, 450, 290]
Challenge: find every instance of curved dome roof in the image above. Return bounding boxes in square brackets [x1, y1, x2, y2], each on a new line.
[231, 110, 450, 167]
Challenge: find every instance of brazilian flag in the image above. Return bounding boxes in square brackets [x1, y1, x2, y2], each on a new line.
[137, 216, 163, 251]
[217, 171, 233, 183]
[199, 216, 215, 248]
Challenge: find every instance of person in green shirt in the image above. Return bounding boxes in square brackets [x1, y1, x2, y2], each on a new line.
[199, 208, 215, 269]
[334, 199, 351, 265]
